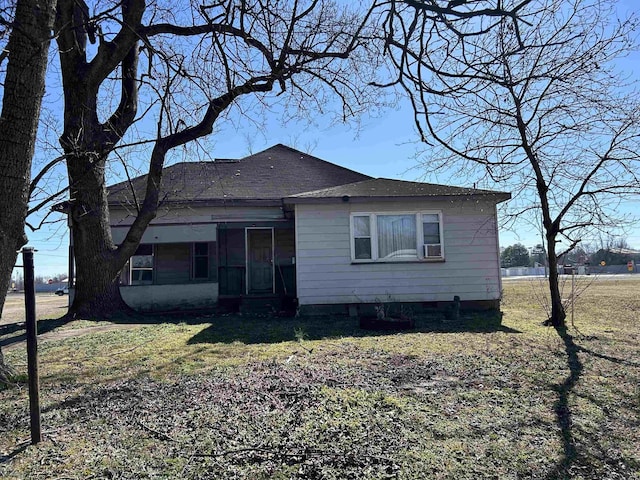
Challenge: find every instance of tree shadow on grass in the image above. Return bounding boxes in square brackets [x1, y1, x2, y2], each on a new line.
[1, 308, 215, 350]
[544, 326, 640, 479]
[0, 317, 73, 349]
[575, 344, 640, 368]
[1, 309, 520, 353]
[0, 442, 29, 465]
[187, 311, 520, 346]
[545, 325, 584, 479]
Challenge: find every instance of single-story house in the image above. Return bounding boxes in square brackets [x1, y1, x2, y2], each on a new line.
[103, 144, 510, 314]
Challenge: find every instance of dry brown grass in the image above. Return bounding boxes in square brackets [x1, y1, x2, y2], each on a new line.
[1, 276, 638, 479]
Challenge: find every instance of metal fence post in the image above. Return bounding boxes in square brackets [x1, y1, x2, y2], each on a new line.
[22, 247, 41, 444]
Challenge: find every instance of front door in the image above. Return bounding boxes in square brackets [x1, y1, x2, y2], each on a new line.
[247, 229, 274, 294]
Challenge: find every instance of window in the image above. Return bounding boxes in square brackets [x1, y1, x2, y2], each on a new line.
[353, 215, 372, 259]
[193, 242, 209, 279]
[350, 212, 443, 262]
[130, 244, 153, 284]
[422, 214, 442, 258]
[377, 214, 417, 259]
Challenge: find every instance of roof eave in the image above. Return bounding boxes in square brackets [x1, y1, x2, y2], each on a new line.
[284, 192, 511, 205]
[108, 198, 285, 208]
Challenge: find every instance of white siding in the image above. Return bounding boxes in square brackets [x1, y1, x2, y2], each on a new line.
[295, 199, 502, 305]
[110, 205, 284, 226]
[111, 224, 217, 244]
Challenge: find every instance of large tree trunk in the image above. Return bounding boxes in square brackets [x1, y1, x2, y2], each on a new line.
[66, 154, 133, 318]
[55, 0, 145, 319]
[546, 234, 567, 328]
[0, 0, 55, 384]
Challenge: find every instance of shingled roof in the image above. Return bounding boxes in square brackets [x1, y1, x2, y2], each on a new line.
[108, 144, 371, 206]
[108, 144, 510, 207]
[284, 178, 511, 203]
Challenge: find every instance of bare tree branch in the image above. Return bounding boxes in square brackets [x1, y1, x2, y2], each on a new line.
[385, 0, 640, 327]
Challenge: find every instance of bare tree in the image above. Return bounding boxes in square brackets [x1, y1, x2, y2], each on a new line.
[52, 0, 393, 317]
[3, 0, 531, 316]
[0, 0, 55, 385]
[53, 0, 534, 318]
[385, 0, 640, 328]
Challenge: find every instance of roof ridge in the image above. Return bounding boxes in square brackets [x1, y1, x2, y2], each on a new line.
[107, 143, 374, 204]
[240, 143, 302, 160]
[240, 144, 372, 179]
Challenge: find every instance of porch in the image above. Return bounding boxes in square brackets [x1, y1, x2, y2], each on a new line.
[217, 223, 297, 311]
[112, 222, 296, 312]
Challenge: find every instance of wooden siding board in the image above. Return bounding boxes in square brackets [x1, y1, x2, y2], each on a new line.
[219, 266, 245, 295]
[295, 250, 351, 259]
[295, 225, 350, 236]
[293, 260, 501, 274]
[296, 272, 501, 284]
[112, 224, 217, 244]
[219, 228, 246, 266]
[111, 205, 285, 226]
[218, 228, 246, 295]
[296, 239, 352, 249]
[297, 288, 499, 304]
[294, 200, 502, 305]
[296, 288, 501, 300]
[296, 277, 500, 289]
[296, 252, 500, 265]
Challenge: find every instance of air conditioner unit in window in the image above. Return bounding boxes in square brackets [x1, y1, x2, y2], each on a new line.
[424, 244, 440, 258]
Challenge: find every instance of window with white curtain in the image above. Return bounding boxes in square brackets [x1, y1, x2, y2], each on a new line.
[350, 212, 443, 262]
[377, 214, 417, 259]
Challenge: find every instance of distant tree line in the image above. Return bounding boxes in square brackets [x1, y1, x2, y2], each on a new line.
[501, 239, 639, 268]
[6, 273, 67, 292]
[34, 274, 68, 285]
[500, 243, 532, 268]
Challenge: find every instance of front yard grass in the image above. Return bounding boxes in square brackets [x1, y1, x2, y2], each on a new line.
[1, 277, 639, 479]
